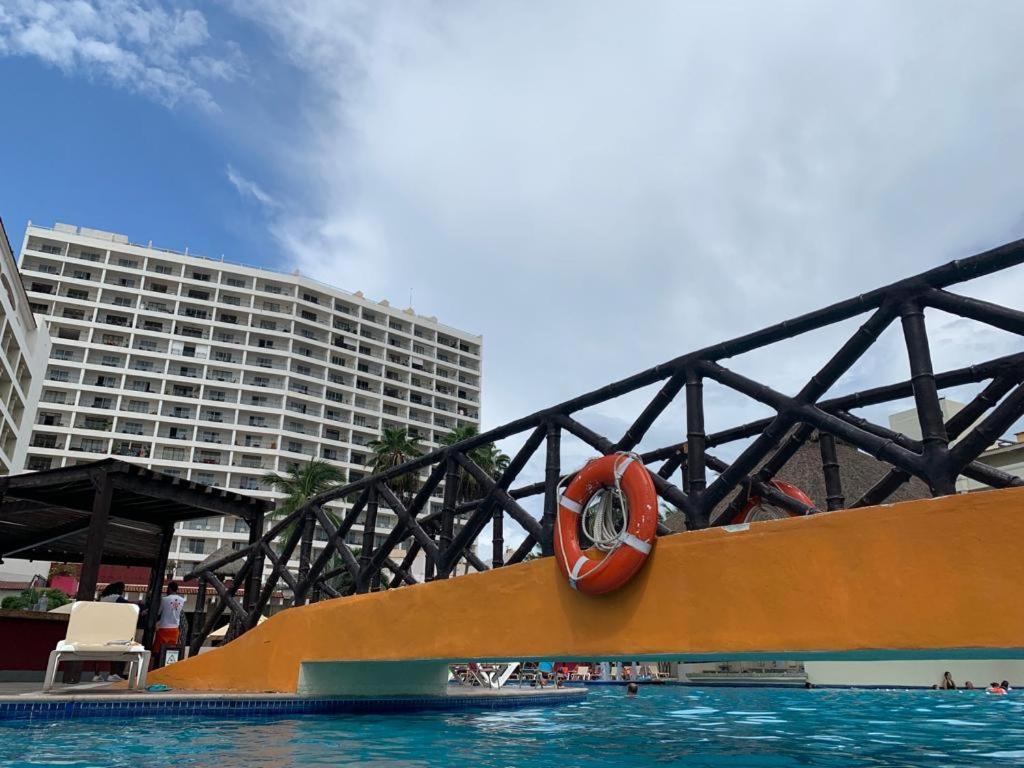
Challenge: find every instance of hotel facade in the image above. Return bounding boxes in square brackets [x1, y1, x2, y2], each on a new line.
[16, 222, 482, 577]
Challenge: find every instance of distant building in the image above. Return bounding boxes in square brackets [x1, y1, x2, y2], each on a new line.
[888, 399, 1023, 492]
[958, 432, 1024, 492]
[0, 219, 52, 582]
[0, 219, 50, 475]
[887, 397, 968, 442]
[15, 221, 483, 578]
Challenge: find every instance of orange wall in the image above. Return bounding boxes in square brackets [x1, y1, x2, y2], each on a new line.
[152, 488, 1024, 692]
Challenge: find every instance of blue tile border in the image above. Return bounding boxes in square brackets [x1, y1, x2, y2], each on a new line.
[0, 689, 585, 722]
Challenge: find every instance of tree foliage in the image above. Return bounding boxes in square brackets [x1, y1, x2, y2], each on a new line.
[439, 425, 511, 502]
[368, 427, 424, 499]
[261, 459, 347, 540]
[1, 588, 71, 611]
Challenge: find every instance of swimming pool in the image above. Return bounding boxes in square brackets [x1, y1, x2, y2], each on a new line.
[3, 686, 1022, 767]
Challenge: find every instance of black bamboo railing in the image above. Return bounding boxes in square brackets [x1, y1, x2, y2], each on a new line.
[185, 239, 1024, 652]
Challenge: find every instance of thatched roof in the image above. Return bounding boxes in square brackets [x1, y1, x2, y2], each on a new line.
[662, 431, 930, 531]
[195, 544, 247, 577]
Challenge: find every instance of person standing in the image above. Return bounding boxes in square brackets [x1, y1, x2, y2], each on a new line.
[152, 582, 186, 662]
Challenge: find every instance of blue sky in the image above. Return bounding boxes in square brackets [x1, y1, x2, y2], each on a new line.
[2, 0, 1023, 464]
[0, 7, 288, 267]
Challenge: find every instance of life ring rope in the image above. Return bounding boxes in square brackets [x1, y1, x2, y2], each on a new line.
[553, 452, 658, 595]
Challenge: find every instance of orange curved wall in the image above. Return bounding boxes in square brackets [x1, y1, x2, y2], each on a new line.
[152, 488, 1024, 692]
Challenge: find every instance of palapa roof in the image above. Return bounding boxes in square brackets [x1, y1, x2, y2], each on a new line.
[0, 459, 271, 566]
[662, 431, 930, 531]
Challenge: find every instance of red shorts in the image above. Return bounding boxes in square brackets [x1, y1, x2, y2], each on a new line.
[153, 627, 180, 658]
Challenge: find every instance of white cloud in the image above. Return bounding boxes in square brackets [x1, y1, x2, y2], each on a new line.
[226, 164, 278, 209]
[0, 0, 245, 110]
[228, 0, 1024, 443]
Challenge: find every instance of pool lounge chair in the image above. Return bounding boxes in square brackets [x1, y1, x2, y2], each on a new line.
[43, 602, 151, 691]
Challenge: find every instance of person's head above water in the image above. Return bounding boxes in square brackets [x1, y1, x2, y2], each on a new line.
[626, 682, 639, 696]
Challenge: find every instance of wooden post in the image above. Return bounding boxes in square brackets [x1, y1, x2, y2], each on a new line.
[685, 369, 707, 527]
[357, 486, 378, 593]
[540, 422, 560, 556]
[818, 433, 845, 511]
[296, 506, 316, 595]
[439, 457, 460, 575]
[491, 507, 504, 568]
[190, 575, 208, 649]
[76, 473, 113, 602]
[900, 300, 954, 495]
[245, 510, 265, 615]
[142, 522, 175, 649]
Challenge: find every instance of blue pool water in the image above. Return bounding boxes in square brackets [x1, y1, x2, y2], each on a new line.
[3, 686, 1023, 767]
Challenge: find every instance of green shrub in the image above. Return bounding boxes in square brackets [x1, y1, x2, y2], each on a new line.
[0, 588, 71, 611]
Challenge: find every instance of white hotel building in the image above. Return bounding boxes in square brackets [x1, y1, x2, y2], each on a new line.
[16, 222, 482, 577]
[0, 221, 50, 478]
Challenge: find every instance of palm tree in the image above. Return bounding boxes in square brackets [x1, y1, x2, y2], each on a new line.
[440, 425, 511, 502]
[261, 459, 347, 521]
[261, 459, 347, 550]
[368, 427, 424, 504]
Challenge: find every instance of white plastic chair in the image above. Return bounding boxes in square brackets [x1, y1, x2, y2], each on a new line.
[43, 602, 151, 691]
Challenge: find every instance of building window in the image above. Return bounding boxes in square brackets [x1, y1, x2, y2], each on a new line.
[186, 538, 205, 554]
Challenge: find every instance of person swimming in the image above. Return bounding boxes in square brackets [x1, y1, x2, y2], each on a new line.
[1001, 680, 1012, 691]
[626, 682, 639, 697]
[987, 682, 1007, 695]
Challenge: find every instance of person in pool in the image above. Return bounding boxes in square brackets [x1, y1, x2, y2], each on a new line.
[941, 671, 956, 690]
[964, 681, 975, 690]
[1001, 680, 1012, 691]
[626, 682, 638, 697]
[987, 682, 1007, 695]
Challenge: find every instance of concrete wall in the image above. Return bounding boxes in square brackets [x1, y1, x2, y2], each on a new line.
[151, 487, 1024, 694]
[805, 660, 1024, 688]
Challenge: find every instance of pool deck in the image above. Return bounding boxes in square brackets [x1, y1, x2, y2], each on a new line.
[0, 681, 586, 721]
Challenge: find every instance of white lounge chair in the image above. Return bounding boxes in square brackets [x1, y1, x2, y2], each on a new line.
[43, 602, 151, 691]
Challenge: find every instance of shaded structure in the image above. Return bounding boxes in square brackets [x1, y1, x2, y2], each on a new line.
[187, 239, 1024, 650]
[0, 459, 271, 646]
[667, 431, 933, 531]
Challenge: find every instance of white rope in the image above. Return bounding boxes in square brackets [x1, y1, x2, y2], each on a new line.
[557, 452, 647, 554]
[580, 453, 642, 553]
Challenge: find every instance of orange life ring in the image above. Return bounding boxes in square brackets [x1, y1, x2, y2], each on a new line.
[727, 480, 814, 525]
[554, 453, 658, 595]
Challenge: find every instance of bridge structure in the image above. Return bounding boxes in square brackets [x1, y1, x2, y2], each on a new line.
[156, 238, 1024, 694]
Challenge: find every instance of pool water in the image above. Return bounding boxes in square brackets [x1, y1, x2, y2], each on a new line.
[3, 686, 1024, 767]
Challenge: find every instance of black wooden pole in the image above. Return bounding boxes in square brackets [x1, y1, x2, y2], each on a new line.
[541, 422, 561, 556]
[76, 472, 113, 602]
[357, 485, 379, 593]
[190, 575, 208, 650]
[900, 300, 953, 495]
[142, 522, 175, 649]
[685, 369, 707, 523]
[244, 510, 264, 615]
[818, 433, 845, 510]
[296, 505, 316, 595]
[440, 457, 460, 568]
[491, 507, 504, 568]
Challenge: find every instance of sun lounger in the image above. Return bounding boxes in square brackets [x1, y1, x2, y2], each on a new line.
[43, 602, 151, 691]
